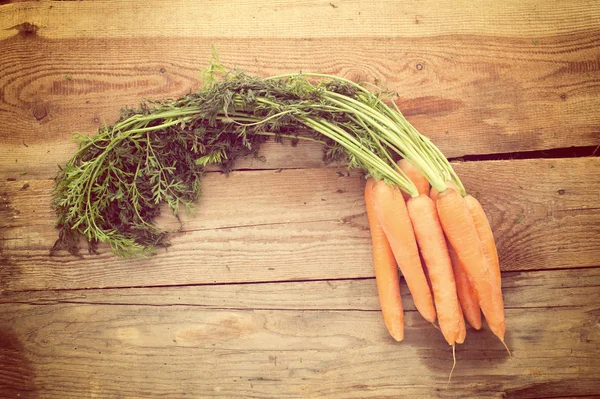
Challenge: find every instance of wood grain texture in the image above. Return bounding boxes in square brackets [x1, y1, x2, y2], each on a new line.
[0, 269, 598, 398]
[1, 2, 600, 398]
[1, 33, 600, 178]
[1, 158, 599, 292]
[2, 0, 599, 39]
[2, 267, 599, 312]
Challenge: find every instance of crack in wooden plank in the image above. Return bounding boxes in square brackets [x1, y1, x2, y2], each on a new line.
[449, 144, 600, 163]
[0, 300, 588, 311]
[1, 216, 362, 243]
[0, 276, 377, 294]
[502, 264, 600, 273]
[550, 206, 600, 215]
[2, 148, 599, 177]
[1, 265, 598, 295]
[180, 217, 356, 234]
[0, 301, 388, 312]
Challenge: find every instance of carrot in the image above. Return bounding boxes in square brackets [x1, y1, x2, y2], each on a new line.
[419, 251, 434, 300]
[431, 184, 483, 331]
[407, 194, 464, 345]
[436, 187, 506, 344]
[456, 304, 466, 344]
[464, 195, 502, 293]
[398, 159, 466, 344]
[364, 178, 404, 341]
[400, 160, 435, 303]
[429, 181, 460, 201]
[371, 180, 437, 324]
[448, 243, 482, 330]
[399, 160, 433, 292]
[397, 159, 430, 200]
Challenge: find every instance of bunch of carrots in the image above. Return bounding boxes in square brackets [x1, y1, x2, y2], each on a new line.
[364, 158, 507, 360]
[52, 55, 506, 368]
[277, 72, 510, 360]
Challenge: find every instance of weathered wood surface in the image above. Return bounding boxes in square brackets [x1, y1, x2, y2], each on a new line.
[1, 0, 600, 398]
[0, 269, 599, 399]
[2, 268, 599, 311]
[1, 158, 599, 292]
[1, 1, 600, 178]
[1, 306, 596, 399]
[3, 0, 599, 39]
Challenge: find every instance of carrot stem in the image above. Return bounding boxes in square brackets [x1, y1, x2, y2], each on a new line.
[265, 72, 464, 195]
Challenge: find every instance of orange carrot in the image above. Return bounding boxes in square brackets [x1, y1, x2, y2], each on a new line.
[399, 160, 433, 293]
[397, 159, 430, 200]
[429, 181, 460, 201]
[399, 162, 465, 343]
[456, 304, 466, 344]
[407, 194, 464, 345]
[371, 181, 437, 324]
[431, 184, 482, 331]
[448, 243, 482, 330]
[464, 195, 502, 292]
[398, 159, 435, 310]
[436, 187, 506, 343]
[419, 251, 434, 299]
[364, 178, 404, 341]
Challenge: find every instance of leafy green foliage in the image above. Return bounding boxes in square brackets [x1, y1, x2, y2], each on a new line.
[52, 67, 353, 257]
[52, 60, 450, 257]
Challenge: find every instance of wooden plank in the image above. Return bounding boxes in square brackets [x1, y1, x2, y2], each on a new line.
[2, 0, 599, 39]
[1, 3, 598, 398]
[455, 158, 600, 271]
[1, 158, 599, 291]
[1, 167, 365, 231]
[0, 273, 598, 398]
[1, 33, 600, 178]
[1, 268, 599, 312]
[0, 220, 374, 291]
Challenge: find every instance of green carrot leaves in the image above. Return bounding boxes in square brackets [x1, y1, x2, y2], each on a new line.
[52, 61, 461, 258]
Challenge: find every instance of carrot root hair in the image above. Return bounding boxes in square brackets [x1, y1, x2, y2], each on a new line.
[446, 344, 457, 388]
[501, 339, 512, 358]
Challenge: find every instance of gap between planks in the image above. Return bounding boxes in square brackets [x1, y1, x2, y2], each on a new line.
[0, 302, 588, 312]
[1, 264, 599, 295]
[2, 267, 599, 313]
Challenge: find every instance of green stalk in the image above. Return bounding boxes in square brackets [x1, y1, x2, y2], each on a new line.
[322, 92, 445, 192]
[345, 113, 418, 192]
[347, 114, 399, 170]
[266, 72, 465, 193]
[299, 117, 418, 196]
[373, 94, 467, 194]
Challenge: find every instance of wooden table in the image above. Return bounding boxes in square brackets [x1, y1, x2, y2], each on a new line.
[1, 1, 599, 398]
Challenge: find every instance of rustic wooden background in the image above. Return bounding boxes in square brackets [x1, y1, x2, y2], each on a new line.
[1, 1, 599, 398]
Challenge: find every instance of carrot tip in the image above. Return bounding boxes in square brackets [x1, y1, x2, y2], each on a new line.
[389, 328, 404, 342]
